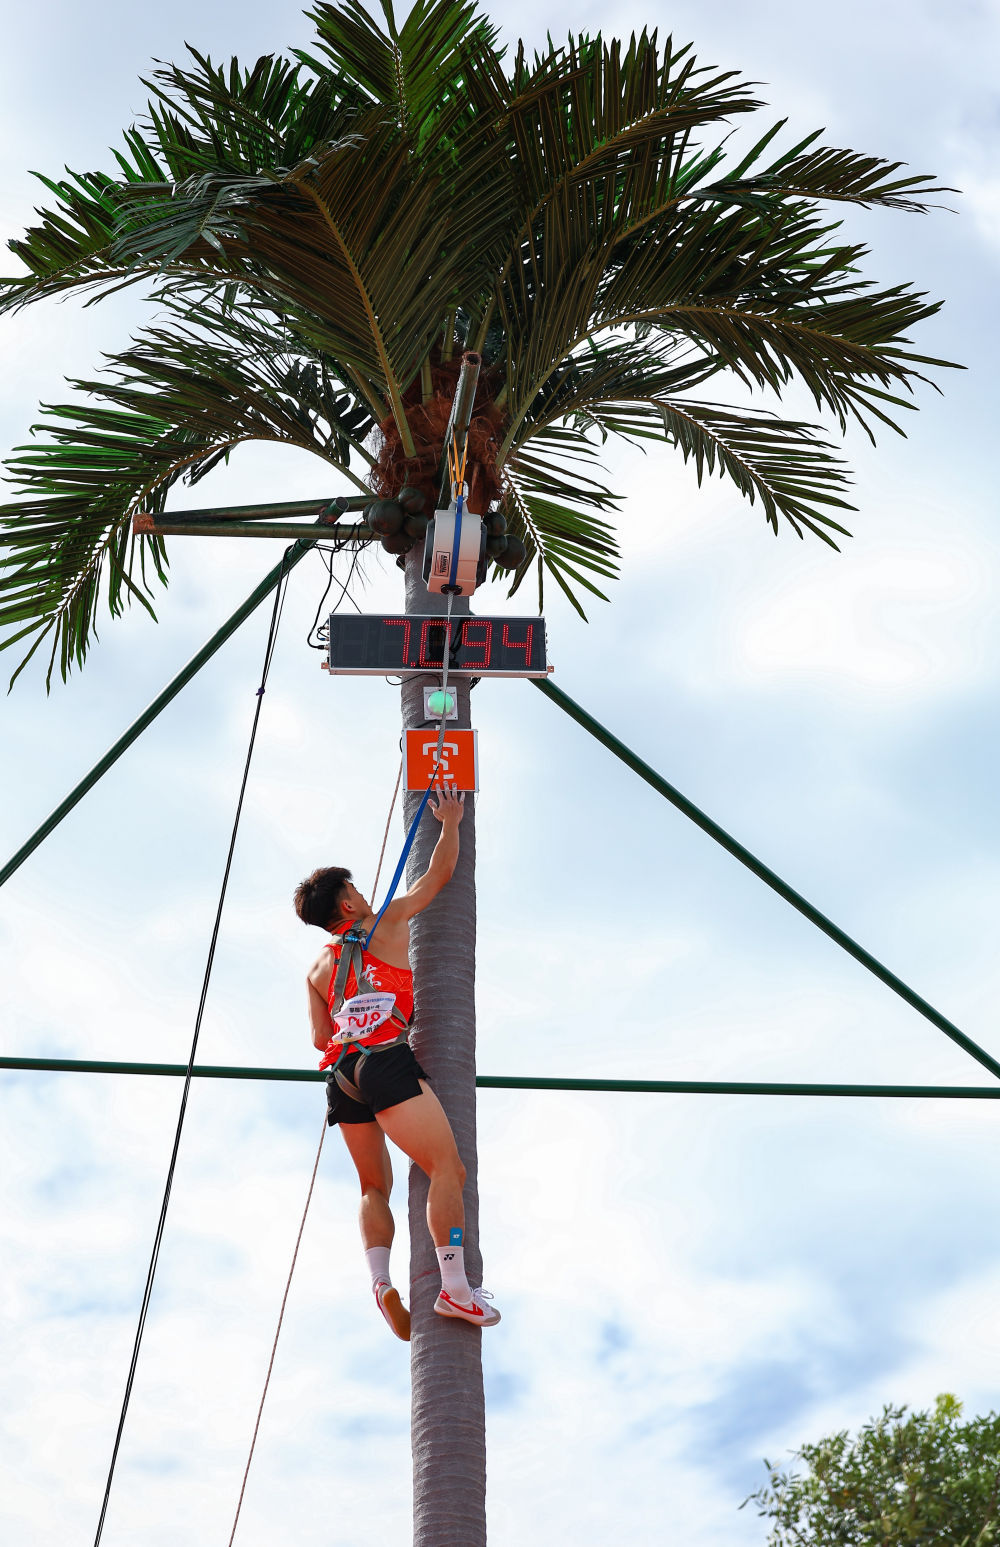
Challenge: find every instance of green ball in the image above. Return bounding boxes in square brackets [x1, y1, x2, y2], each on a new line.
[428, 689, 455, 717]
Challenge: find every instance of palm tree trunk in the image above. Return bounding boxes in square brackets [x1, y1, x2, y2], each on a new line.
[402, 545, 486, 1547]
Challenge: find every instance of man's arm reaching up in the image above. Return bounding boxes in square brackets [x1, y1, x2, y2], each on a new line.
[383, 786, 466, 924]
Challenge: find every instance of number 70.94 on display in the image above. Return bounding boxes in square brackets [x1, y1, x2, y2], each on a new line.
[324, 614, 551, 677]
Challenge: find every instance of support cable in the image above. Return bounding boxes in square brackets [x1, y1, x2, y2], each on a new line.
[0, 540, 315, 892]
[225, 1116, 327, 1547]
[91, 550, 293, 1547]
[370, 760, 404, 903]
[224, 762, 407, 1541]
[533, 678, 1000, 1085]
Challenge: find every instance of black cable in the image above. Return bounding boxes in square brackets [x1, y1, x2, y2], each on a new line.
[305, 541, 342, 649]
[92, 547, 293, 1547]
[306, 542, 363, 649]
[335, 546, 364, 613]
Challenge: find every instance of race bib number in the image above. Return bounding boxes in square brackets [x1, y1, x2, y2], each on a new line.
[332, 992, 396, 1044]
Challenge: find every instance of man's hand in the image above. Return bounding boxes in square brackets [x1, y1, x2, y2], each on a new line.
[379, 786, 465, 927]
[432, 786, 466, 825]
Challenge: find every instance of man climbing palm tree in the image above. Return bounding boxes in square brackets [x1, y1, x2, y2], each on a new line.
[295, 785, 501, 1338]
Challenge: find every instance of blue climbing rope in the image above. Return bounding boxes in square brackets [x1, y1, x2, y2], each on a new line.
[362, 775, 437, 948]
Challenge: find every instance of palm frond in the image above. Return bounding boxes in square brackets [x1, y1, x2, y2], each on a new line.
[303, 0, 507, 138]
[0, 322, 368, 685]
[1, 156, 160, 315]
[648, 399, 853, 545]
[140, 46, 342, 176]
[504, 28, 760, 214]
[694, 123, 953, 212]
[496, 159, 950, 452]
[500, 421, 620, 617]
[502, 486, 618, 620]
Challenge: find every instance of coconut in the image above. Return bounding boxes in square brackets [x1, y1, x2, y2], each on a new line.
[368, 499, 405, 535]
[380, 531, 414, 554]
[398, 486, 427, 515]
[495, 535, 526, 570]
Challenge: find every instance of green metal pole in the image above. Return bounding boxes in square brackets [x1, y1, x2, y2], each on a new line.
[3, 1054, 1000, 1099]
[151, 495, 369, 522]
[144, 519, 373, 541]
[0, 539, 315, 890]
[533, 676, 1000, 1084]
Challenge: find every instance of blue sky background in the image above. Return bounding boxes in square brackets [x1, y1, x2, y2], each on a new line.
[2, 2, 999, 1543]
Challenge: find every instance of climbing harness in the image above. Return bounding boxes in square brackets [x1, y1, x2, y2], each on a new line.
[325, 922, 413, 1101]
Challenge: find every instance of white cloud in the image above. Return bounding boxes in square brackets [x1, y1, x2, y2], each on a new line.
[955, 172, 1000, 255]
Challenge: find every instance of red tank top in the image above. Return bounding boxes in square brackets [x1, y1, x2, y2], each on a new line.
[318, 935, 415, 1071]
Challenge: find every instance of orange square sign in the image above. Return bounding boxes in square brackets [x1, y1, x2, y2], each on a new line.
[403, 728, 479, 793]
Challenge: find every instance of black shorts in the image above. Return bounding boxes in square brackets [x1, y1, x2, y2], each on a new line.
[325, 1043, 428, 1127]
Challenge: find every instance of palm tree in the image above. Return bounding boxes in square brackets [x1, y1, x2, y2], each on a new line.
[0, 2, 953, 1540]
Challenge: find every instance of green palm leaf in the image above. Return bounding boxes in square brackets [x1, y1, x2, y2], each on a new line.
[653, 400, 853, 544]
[501, 422, 620, 617]
[694, 121, 952, 211]
[0, 311, 371, 685]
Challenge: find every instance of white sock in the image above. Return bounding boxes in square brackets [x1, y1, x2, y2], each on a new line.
[366, 1246, 392, 1289]
[436, 1243, 472, 1303]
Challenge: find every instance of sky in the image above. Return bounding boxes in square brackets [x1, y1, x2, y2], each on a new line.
[1, 1, 999, 1544]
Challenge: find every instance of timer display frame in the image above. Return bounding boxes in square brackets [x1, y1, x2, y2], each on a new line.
[325, 613, 550, 677]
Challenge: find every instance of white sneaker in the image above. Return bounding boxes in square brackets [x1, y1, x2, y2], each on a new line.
[433, 1287, 501, 1328]
[374, 1280, 411, 1341]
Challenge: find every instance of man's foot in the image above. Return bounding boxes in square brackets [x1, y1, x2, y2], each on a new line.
[433, 1287, 502, 1328]
[374, 1280, 411, 1341]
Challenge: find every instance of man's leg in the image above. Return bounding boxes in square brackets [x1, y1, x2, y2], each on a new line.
[339, 1121, 410, 1340]
[340, 1121, 394, 1250]
[375, 1081, 465, 1245]
[377, 1082, 500, 1327]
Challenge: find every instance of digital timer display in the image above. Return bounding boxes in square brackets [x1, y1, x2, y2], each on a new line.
[326, 614, 550, 677]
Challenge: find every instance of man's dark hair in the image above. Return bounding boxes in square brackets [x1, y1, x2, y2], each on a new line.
[293, 866, 352, 929]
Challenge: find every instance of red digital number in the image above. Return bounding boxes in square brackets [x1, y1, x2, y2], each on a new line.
[502, 622, 534, 668]
[418, 619, 449, 667]
[383, 617, 410, 668]
[460, 619, 493, 670]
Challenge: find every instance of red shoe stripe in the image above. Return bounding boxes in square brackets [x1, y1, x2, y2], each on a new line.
[441, 1291, 483, 1317]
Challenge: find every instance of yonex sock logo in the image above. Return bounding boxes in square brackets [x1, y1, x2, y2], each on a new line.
[443, 1252, 455, 1260]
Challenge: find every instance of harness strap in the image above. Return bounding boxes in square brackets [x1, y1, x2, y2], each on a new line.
[330, 929, 413, 1032]
[332, 1027, 412, 1103]
[328, 926, 366, 1019]
[327, 927, 412, 1102]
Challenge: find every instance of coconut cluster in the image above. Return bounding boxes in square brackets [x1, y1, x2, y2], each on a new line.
[366, 487, 527, 572]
